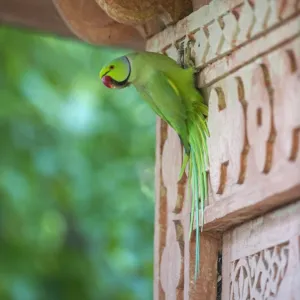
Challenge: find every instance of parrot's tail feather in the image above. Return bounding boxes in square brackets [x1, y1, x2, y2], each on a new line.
[188, 111, 209, 281]
[178, 152, 189, 181]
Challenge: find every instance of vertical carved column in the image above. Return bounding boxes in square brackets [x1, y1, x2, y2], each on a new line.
[148, 0, 300, 299]
[154, 118, 220, 299]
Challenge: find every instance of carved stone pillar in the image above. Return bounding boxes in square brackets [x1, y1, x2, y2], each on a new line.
[147, 0, 300, 298]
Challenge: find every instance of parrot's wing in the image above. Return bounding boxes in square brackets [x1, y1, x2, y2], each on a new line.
[135, 71, 189, 148]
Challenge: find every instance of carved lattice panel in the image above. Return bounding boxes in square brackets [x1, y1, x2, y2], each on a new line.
[147, 0, 300, 299]
[223, 200, 300, 300]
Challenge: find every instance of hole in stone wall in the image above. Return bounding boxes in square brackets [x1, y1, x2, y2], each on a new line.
[260, 64, 277, 174]
[289, 127, 300, 161]
[286, 49, 298, 73]
[215, 87, 226, 111]
[216, 251, 222, 300]
[173, 220, 185, 293]
[256, 107, 262, 127]
[217, 161, 229, 195]
[236, 76, 249, 185]
[173, 167, 187, 214]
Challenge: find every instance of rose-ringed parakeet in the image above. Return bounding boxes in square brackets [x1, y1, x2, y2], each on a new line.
[99, 51, 209, 281]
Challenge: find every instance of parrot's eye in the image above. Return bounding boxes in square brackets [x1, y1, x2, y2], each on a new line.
[109, 65, 114, 70]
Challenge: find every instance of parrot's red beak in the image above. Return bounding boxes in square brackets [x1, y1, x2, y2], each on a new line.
[101, 76, 113, 88]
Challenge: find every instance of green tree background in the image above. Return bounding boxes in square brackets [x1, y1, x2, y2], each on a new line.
[0, 26, 155, 300]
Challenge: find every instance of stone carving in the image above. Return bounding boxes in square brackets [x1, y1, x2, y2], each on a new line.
[230, 243, 289, 300]
[147, 0, 300, 67]
[148, 0, 300, 299]
[148, 0, 300, 230]
[204, 37, 300, 227]
[223, 201, 300, 300]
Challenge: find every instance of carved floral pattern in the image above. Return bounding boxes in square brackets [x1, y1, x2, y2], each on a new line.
[230, 243, 289, 300]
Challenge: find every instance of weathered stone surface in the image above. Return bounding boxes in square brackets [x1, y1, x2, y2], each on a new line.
[149, 0, 300, 298]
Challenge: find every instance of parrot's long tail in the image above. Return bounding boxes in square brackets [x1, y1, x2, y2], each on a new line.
[187, 102, 209, 281]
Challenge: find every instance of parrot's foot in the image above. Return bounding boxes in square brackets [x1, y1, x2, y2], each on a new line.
[184, 40, 196, 71]
[176, 39, 197, 71]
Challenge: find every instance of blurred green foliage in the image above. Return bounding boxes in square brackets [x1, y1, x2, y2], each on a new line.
[0, 26, 155, 300]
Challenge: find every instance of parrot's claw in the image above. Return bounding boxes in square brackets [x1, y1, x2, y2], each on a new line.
[184, 40, 196, 70]
[176, 39, 197, 71]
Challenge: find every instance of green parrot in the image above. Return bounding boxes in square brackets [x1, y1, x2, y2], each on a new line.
[99, 51, 209, 281]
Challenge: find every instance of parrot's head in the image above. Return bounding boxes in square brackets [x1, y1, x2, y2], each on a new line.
[99, 56, 131, 89]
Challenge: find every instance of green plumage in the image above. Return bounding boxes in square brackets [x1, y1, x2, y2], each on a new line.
[99, 51, 209, 281]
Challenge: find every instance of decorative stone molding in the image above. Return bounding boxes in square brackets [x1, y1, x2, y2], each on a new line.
[148, 0, 300, 298]
[147, 0, 299, 68]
